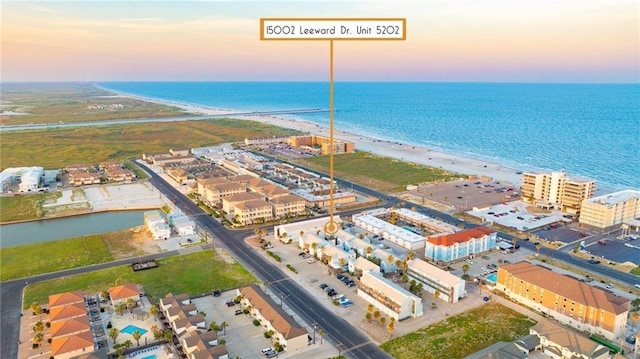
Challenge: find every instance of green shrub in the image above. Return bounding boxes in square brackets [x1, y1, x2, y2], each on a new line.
[253, 319, 260, 326]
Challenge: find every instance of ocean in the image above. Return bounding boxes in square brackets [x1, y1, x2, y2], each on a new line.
[99, 82, 640, 191]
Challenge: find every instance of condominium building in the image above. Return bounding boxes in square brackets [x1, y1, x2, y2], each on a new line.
[424, 227, 496, 263]
[288, 135, 355, 155]
[496, 262, 629, 341]
[353, 214, 426, 251]
[221, 192, 263, 215]
[579, 189, 640, 230]
[357, 271, 424, 320]
[271, 194, 306, 219]
[237, 285, 308, 353]
[233, 199, 273, 225]
[48, 290, 95, 359]
[407, 258, 466, 303]
[521, 171, 595, 214]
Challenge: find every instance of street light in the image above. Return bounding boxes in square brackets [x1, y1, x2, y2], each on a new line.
[337, 342, 343, 358]
[312, 322, 317, 344]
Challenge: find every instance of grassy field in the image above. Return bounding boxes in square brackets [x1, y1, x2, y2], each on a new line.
[293, 151, 463, 192]
[380, 303, 537, 359]
[0, 192, 61, 223]
[0, 235, 113, 281]
[631, 266, 640, 275]
[0, 83, 187, 126]
[0, 118, 299, 169]
[23, 250, 256, 308]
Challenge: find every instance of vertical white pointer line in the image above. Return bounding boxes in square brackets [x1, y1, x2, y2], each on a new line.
[329, 39, 335, 231]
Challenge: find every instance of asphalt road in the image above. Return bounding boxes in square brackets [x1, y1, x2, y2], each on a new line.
[140, 161, 390, 359]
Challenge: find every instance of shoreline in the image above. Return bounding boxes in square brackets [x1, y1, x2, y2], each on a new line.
[100, 85, 525, 186]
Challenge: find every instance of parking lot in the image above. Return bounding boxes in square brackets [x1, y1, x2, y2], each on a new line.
[532, 227, 585, 243]
[584, 238, 640, 265]
[408, 179, 520, 211]
[192, 291, 337, 359]
[467, 201, 567, 231]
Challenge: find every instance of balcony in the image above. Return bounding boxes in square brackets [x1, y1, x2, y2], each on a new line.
[358, 283, 401, 313]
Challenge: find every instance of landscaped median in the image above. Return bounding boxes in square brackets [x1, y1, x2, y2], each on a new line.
[23, 251, 256, 308]
[380, 302, 536, 359]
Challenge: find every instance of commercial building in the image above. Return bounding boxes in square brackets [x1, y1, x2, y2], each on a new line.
[496, 261, 629, 341]
[579, 189, 640, 230]
[275, 215, 343, 244]
[353, 214, 426, 251]
[290, 188, 356, 208]
[521, 171, 595, 214]
[237, 285, 308, 353]
[407, 258, 466, 303]
[424, 227, 496, 263]
[357, 271, 423, 320]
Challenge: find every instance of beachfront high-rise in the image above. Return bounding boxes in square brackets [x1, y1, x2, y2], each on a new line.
[578, 189, 640, 230]
[520, 171, 595, 214]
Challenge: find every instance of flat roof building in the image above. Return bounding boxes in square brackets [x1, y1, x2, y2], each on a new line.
[353, 214, 426, 251]
[407, 258, 466, 303]
[521, 171, 595, 214]
[496, 261, 629, 341]
[579, 189, 640, 230]
[357, 270, 423, 320]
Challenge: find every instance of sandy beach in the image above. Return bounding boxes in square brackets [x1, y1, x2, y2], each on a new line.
[115, 91, 523, 187]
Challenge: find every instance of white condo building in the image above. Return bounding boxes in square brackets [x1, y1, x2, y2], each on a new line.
[579, 190, 640, 230]
[357, 271, 423, 320]
[353, 214, 425, 251]
[407, 258, 466, 303]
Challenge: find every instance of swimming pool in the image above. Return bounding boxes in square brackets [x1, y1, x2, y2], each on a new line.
[141, 355, 156, 359]
[120, 324, 148, 335]
[486, 273, 497, 283]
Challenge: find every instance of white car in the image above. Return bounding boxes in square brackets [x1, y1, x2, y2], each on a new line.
[307, 258, 317, 264]
[605, 283, 614, 289]
[262, 347, 275, 355]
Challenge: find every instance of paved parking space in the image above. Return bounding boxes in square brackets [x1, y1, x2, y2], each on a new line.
[533, 227, 584, 243]
[407, 179, 520, 210]
[584, 239, 640, 265]
[467, 202, 566, 231]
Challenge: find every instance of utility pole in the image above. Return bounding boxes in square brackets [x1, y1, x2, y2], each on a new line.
[312, 322, 317, 344]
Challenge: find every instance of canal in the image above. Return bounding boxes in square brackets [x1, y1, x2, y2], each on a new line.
[0, 210, 147, 248]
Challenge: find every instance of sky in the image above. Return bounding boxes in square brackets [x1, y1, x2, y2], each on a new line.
[1, 0, 638, 82]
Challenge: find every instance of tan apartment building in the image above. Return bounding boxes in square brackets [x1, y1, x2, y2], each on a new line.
[48, 290, 94, 359]
[233, 199, 273, 225]
[357, 270, 424, 320]
[222, 192, 263, 215]
[196, 176, 229, 197]
[496, 261, 629, 341]
[202, 182, 246, 206]
[529, 319, 610, 359]
[521, 171, 595, 214]
[237, 285, 309, 353]
[579, 189, 640, 230]
[289, 135, 355, 155]
[271, 194, 306, 219]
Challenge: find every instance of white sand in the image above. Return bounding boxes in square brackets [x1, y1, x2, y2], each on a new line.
[118, 92, 523, 186]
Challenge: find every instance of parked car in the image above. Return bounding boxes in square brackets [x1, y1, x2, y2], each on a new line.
[587, 259, 601, 265]
[319, 283, 328, 289]
[308, 258, 317, 264]
[235, 309, 243, 315]
[225, 301, 235, 307]
[605, 283, 614, 289]
[212, 290, 221, 297]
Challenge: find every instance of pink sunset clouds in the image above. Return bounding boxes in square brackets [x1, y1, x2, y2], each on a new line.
[1, 1, 638, 82]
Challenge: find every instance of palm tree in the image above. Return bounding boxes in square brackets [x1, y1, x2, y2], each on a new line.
[511, 237, 518, 248]
[30, 302, 43, 318]
[387, 254, 394, 266]
[132, 331, 142, 346]
[245, 305, 253, 318]
[125, 297, 135, 314]
[220, 321, 228, 336]
[101, 290, 110, 302]
[151, 325, 160, 338]
[163, 329, 173, 341]
[366, 246, 373, 255]
[338, 257, 347, 269]
[318, 329, 325, 344]
[407, 251, 416, 261]
[209, 321, 218, 332]
[114, 277, 124, 286]
[365, 312, 372, 322]
[373, 310, 381, 320]
[434, 290, 441, 301]
[115, 303, 126, 316]
[218, 338, 227, 345]
[33, 332, 44, 354]
[380, 317, 386, 326]
[123, 339, 133, 350]
[109, 327, 119, 344]
[149, 305, 159, 322]
[367, 303, 374, 313]
[390, 317, 396, 326]
[462, 264, 470, 276]
[387, 321, 395, 336]
[33, 321, 44, 333]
